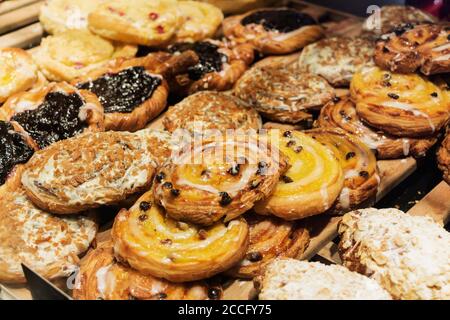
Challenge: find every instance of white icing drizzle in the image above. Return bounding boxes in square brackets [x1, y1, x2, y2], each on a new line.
[381, 100, 435, 132]
[402, 139, 410, 156]
[96, 264, 113, 298]
[339, 187, 351, 210]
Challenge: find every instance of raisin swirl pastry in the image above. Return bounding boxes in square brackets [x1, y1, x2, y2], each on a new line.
[223, 7, 323, 55]
[437, 132, 450, 184]
[306, 128, 379, 214]
[254, 130, 344, 220]
[112, 191, 249, 282]
[351, 66, 450, 138]
[73, 241, 222, 300]
[317, 96, 437, 159]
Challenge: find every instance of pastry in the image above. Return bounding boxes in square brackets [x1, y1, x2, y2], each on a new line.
[317, 96, 437, 159]
[227, 213, 309, 279]
[234, 64, 334, 124]
[1, 82, 104, 150]
[375, 24, 450, 76]
[21, 130, 161, 214]
[298, 36, 375, 87]
[351, 66, 450, 138]
[254, 130, 344, 220]
[153, 133, 288, 225]
[162, 91, 262, 134]
[339, 208, 450, 300]
[223, 7, 323, 55]
[33, 30, 137, 81]
[437, 132, 450, 184]
[73, 241, 222, 300]
[0, 187, 97, 283]
[135, 128, 177, 167]
[167, 40, 254, 95]
[112, 191, 249, 282]
[256, 258, 391, 300]
[195, 0, 277, 14]
[88, 0, 181, 47]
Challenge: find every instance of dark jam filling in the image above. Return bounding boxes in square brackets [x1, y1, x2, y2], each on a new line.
[0, 120, 33, 185]
[241, 9, 316, 33]
[11, 91, 87, 149]
[168, 42, 227, 81]
[77, 66, 162, 114]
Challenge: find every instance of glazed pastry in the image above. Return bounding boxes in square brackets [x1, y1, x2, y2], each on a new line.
[256, 258, 391, 300]
[339, 208, 450, 300]
[298, 36, 375, 87]
[0, 187, 97, 283]
[21, 131, 162, 214]
[227, 213, 310, 279]
[254, 130, 344, 220]
[306, 128, 379, 214]
[33, 30, 137, 81]
[1, 82, 104, 150]
[350, 66, 450, 138]
[73, 241, 222, 300]
[39, 0, 104, 35]
[88, 0, 181, 46]
[163, 91, 261, 134]
[317, 96, 437, 159]
[437, 132, 450, 184]
[112, 191, 249, 282]
[167, 40, 254, 95]
[223, 7, 323, 55]
[234, 64, 334, 124]
[153, 134, 288, 225]
[195, 0, 277, 14]
[375, 24, 450, 76]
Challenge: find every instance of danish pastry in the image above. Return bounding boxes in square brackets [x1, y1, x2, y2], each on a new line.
[73, 241, 222, 300]
[254, 130, 344, 220]
[112, 191, 249, 282]
[195, 0, 277, 14]
[1, 82, 104, 150]
[234, 64, 335, 124]
[298, 36, 375, 87]
[437, 132, 450, 184]
[153, 134, 288, 225]
[33, 30, 137, 81]
[223, 7, 323, 55]
[375, 24, 450, 76]
[317, 96, 437, 159]
[339, 208, 450, 300]
[351, 66, 450, 138]
[0, 187, 97, 283]
[256, 258, 391, 300]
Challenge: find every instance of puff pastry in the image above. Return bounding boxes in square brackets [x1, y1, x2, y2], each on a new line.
[254, 130, 344, 220]
[223, 7, 323, 55]
[1, 82, 104, 150]
[73, 241, 222, 300]
[437, 132, 450, 185]
[33, 30, 137, 81]
[375, 24, 450, 76]
[351, 66, 450, 138]
[112, 191, 249, 282]
[153, 134, 288, 225]
[339, 208, 450, 300]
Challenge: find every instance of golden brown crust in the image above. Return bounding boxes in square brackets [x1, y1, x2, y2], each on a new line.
[437, 132, 450, 184]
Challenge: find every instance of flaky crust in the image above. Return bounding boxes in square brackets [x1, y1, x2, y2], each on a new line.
[339, 208, 450, 300]
[112, 191, 249, 282]
[437, 132, 450, 184]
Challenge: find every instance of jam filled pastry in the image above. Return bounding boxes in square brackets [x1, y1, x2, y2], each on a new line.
[112, 191, 249, 282]
[339, 208, 450, 300]
[223, 7, 323, 55]
[306, 128, 379, 214]
[73, 241, 222, 300]
[234, 63, 334, 124]
[227, 213, 310, 279]
[21, 131, 163, 214]
[437, 132, 450, 185]
[0, 187, 97, 283]
[298, 36, 375, 87]
[350, 67, 450, 138]
[153, 134, 288, 226]
[375, 24, 450, 76]
[163, 91, 262, 134]
[33, 30, 137, 81]
[167, 40, 254, 95]
[254, 130, 344, 220]
[1, 82, 104, 150]
[317, 96, 437, 159]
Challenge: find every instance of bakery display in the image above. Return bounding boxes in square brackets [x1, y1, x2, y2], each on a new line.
[437, 132, 450, 184]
